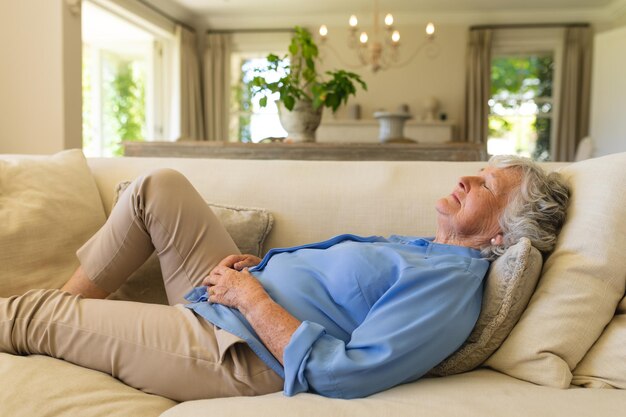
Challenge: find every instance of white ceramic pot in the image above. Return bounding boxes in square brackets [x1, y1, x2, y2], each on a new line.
[278, 100, 323, 143]
[373, 111, 413, 143]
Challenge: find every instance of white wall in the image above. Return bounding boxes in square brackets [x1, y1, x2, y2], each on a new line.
[589, 25, 626, 157]
[317, 24, 467, 140]
[0, 0, 81, 154]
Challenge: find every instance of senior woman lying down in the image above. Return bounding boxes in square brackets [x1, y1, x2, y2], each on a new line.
[0, 155, 569, 401]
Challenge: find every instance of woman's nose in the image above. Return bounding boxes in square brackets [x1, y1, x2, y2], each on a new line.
[458, 176, 470, 192]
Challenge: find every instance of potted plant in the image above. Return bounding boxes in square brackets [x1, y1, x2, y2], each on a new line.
[248, 26, 367, 142]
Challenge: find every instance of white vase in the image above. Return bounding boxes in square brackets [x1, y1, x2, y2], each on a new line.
[278, 100, 323, 143]
[374, 111, 413, 142]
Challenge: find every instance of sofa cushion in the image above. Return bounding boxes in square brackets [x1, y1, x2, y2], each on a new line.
[0, 150, 106, 296]
[0, 354, 176, 417]
[430, 237, 542, 376]
[571, 294, 626, 388]
[160, 369, 626, 417]
[108, 181, 274, 304]
[112, 180, 273, 257]
[485, 152, 626, 388]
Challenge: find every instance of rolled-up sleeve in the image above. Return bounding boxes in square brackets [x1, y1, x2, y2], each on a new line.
[283, 321, 327, 395]
[282, 264, 485, 398]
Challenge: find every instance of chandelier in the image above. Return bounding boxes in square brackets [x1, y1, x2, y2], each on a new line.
[318, 0, 436, 73]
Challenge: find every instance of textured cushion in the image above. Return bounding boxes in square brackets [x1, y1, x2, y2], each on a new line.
[108, 180, 273, 304]
[0, 354, 175, 417]
[429, 237, 542, 376]
[0, 150, 106, 296]
[571, 295, 626, 388]
[485, 152, 626, 388]
[111, 180, 273, 257]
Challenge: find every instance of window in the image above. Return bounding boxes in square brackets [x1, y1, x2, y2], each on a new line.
[487, 29, 562, 161]
[82, 0, 177, 157]
[489, 54, 555, 160]
[231, 54, 288, 143]
[228, 32, 292, 143]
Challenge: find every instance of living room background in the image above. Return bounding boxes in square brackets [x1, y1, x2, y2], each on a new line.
[0, 0, 624, 159]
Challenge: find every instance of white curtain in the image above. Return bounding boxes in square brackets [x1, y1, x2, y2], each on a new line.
[464, 29, 493, 144]
[177, 25, 205, 141]
[204, 33, 232, 142]
[555, 27, 593, 162]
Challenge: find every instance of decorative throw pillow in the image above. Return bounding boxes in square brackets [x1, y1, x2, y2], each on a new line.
[485, 152, 626, 388]
[0, 150, 106, 296]
[429, 237, 542, 376]
[108, 181, 274, 304]
[571, 295, 626, 388]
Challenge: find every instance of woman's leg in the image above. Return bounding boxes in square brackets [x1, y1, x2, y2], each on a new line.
[9, 170, 282, 399]
[0, 289, 283, 401]
[64, 168, 240, 305]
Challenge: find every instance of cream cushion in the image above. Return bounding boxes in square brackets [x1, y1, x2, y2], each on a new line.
[430, 237, 542, 376]
[85, 158, 487, 251]
[0, 150, 106, 296]
[85, 158, 566, 257]
[571, 295, 626, 388]
[486, 152, 626, 387]
[0, 354, 175, 417]
[108, 180, 274, 304]
[161, 369, 626, 417]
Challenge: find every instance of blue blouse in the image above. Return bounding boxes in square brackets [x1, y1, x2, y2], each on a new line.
[185, 234, 489, 399]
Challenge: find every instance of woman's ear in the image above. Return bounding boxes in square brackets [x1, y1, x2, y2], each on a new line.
[490, 234, 504, 246]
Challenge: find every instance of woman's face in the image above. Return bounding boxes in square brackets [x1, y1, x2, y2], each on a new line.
[435, 166, 522, 246]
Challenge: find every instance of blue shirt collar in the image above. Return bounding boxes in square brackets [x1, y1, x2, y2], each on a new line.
[387, 235, 484, 259]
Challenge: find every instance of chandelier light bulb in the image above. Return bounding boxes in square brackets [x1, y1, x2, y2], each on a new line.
[349, 15, 358, 27]
[319, 25, 328, 37]
[384, 13, 394, 26]
[426, 22, 435, 36]
[391, 30, 400, 43]
[359, 32, 369, 44]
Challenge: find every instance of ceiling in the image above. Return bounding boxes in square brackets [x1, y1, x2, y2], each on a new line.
[172, 0, 615, 15]
[147, 0, 626, 28]
[84, 1, 154, 43]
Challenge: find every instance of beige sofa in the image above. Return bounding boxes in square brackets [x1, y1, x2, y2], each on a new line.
[1, 150, 625, 417]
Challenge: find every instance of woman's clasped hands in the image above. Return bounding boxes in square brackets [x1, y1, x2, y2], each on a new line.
[202, 254, 267, 313]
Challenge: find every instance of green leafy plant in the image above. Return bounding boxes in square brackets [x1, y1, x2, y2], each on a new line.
[248, 26, 367, 113]
[110, 62, 146, 155]
[489, 55, 554, 160]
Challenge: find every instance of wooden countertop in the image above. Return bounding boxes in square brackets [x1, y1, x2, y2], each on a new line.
[123, 141, 487, 162]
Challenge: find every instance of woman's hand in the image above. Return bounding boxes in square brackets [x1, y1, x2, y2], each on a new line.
[202, 266, 268, 313]
[217, 254, 262, 271]
[203, 264, 301, 366]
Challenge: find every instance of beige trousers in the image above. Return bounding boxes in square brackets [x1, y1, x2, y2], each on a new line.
[0, 169, 283, 402]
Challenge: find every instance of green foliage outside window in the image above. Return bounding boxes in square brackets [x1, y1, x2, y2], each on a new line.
[489, 55, 554, 161]
[531, 57, 553, 161]
[108, 61, 146, 155]
[232, 56, 290, 142]
[83, 48, 147, 157]
[232, 68, 252, 143]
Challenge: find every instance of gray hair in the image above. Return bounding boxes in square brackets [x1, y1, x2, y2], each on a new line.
[481, 155, 570, 260]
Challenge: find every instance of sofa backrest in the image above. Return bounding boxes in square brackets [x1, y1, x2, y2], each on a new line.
[86, 157, 566, 252]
